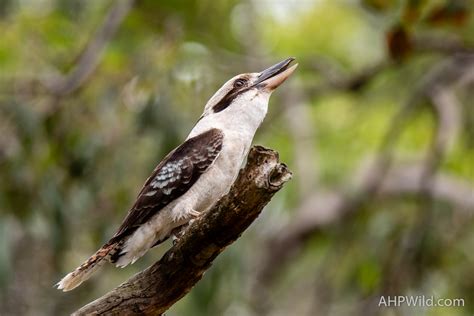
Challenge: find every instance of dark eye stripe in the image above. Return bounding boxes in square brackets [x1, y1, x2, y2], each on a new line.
[212, 90, 237, 113]
[212, 78, 250, 113]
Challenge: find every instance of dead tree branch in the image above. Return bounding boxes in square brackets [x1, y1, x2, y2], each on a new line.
[72, 146, 292, 316]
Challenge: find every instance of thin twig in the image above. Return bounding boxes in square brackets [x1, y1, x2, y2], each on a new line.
[43, 0, 135, 96]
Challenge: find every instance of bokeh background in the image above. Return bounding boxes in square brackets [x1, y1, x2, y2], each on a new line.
[0, 0, 473, 315]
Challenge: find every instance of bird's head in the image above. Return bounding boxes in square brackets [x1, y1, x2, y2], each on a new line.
[200, 58, 298, 128]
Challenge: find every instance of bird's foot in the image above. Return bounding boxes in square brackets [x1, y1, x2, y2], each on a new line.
[184, 209, 203, 226]
[188, 209, 201, 218]
[171, 225, 187, 246]
[171, 210, 202, 245]
[171, 234, 179, 246]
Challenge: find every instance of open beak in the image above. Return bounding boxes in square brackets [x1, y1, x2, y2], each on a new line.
[255, 57, 298, 91]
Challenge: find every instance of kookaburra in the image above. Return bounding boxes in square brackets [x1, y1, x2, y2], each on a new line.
[57, 57, 297, 291]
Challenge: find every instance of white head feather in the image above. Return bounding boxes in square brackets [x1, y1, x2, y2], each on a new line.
[189, 59, 298, 139]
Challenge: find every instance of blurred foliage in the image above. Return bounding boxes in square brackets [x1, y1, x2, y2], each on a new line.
[0, 0, 473, 315]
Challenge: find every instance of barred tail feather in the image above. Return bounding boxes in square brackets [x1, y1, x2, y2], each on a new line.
[56, 244, 114, 291]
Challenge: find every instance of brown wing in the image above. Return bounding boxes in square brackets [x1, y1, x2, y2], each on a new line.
[110, 128, 224, 242]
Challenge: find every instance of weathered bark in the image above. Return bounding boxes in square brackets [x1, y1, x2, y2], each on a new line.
[72, 145, 292, 315]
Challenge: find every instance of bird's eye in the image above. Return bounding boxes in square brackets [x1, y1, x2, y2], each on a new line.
[234, 79, 246, 88]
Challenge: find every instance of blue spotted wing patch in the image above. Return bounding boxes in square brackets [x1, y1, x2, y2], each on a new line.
[110, 128, 224, 241]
